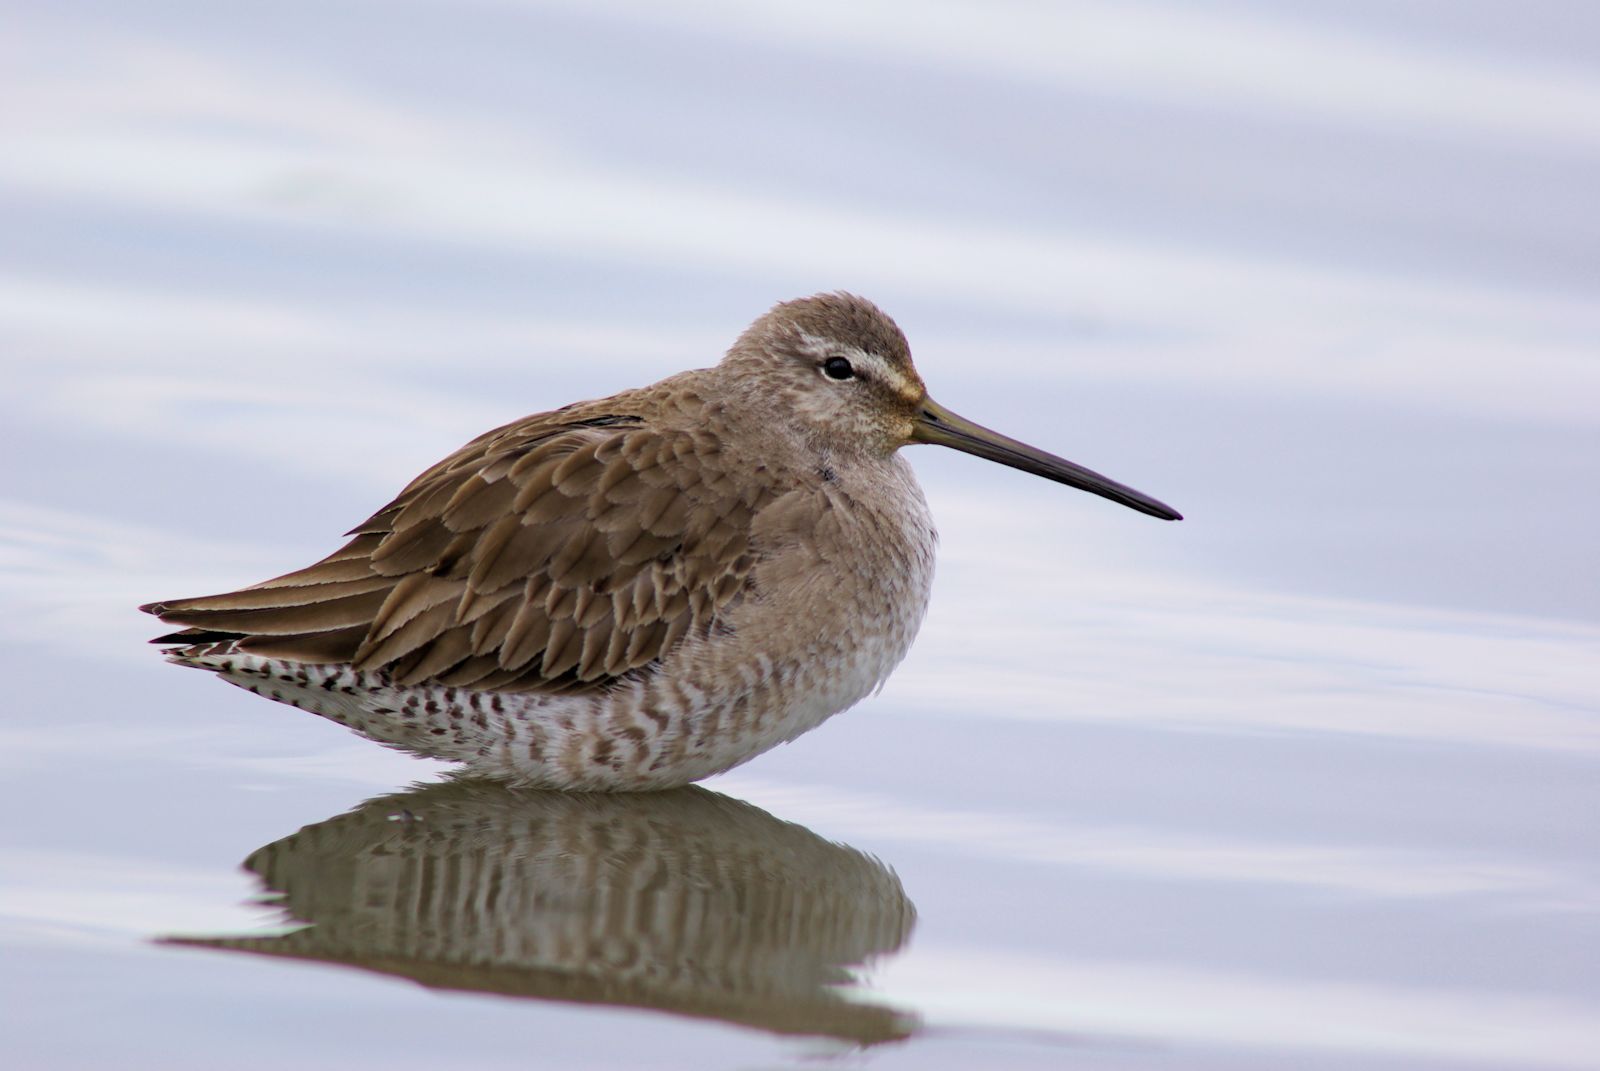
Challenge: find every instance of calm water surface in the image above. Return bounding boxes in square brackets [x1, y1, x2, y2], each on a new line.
[3, 2, 1598, 1068]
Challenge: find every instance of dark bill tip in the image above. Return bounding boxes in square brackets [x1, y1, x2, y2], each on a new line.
[911, 399, 1182, 521]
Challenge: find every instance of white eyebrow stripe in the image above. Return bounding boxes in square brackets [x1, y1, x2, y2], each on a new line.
[797, 332, 915, 393]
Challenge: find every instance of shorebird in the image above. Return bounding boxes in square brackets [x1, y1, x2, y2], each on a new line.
[143, 293, 1180, 790]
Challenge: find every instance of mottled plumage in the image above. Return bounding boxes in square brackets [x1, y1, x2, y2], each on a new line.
[144, 293, 1179, 789]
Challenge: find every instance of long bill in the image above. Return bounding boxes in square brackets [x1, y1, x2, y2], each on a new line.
[911, 398, 1182, 521]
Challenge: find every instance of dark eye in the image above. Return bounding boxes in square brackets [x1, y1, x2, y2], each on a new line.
[822, 356, 855, 380]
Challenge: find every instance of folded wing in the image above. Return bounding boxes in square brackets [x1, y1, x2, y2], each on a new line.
[143, 413, 767, 694]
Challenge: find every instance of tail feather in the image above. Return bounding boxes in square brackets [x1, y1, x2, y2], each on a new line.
[149, 627, 244, 646]
[139, 532, 389, 654]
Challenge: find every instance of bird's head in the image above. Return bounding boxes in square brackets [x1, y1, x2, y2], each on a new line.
[724, 292, 1181, 520]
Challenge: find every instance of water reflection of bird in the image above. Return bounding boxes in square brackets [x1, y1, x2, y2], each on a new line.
[161, 781, 918, 1045]
[142, 294, 1179, 788]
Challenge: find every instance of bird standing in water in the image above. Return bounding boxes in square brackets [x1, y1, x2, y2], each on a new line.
[144, 294, 1180, 789]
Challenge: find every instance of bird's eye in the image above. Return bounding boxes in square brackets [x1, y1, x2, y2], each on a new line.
[822, 356, 855, 381]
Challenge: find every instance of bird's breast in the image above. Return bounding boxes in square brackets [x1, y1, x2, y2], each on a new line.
[735, 454, 935, 701]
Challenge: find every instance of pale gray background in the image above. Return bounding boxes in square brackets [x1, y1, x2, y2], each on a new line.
[2, 2, 1597, 1069]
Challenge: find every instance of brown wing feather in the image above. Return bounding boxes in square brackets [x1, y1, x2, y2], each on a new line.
[142, 409, 769, 694]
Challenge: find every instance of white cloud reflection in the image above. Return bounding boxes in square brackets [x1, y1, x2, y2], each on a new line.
[873, 946, 1600, 1068]
[3, 14, 1597, 427]
[514, 0, 1600, 148]
[904, 486, 1600, 754]
[719, 775, 1597, 906]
